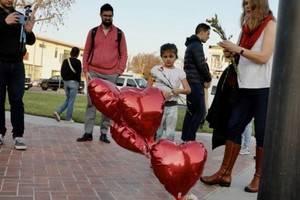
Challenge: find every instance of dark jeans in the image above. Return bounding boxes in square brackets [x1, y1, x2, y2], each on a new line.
[227, 88, 269, 147]
[0, 61, 25, 138]
[181, 83, 206, 141]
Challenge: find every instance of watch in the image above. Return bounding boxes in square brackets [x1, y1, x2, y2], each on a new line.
[240, 48, 245, 55]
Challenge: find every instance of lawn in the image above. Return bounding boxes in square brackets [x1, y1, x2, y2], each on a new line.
[5, 90, 212, 133]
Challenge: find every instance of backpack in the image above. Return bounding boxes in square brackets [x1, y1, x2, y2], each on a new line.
[87, 26, 123, 64]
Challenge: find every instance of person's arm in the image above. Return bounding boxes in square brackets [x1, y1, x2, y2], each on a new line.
[191, 43, 212, 82]
[219, 21, 277, 64]
[147, 75, 155, 88]
[171, 78, 191, 95]
[82, 29, 93, 75]
[117, 32, 128, 75]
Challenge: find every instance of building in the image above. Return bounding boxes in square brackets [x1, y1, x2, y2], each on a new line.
[24, 35, 84, 81]
[207, 45, 229, 78]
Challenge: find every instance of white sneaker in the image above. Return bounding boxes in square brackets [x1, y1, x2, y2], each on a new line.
[14, 137, 27, 150]
[0, 134, 4, 145]
[64, 119, 74, 123]
[53, 111, 60, 122]
[239, 147, 250, 155]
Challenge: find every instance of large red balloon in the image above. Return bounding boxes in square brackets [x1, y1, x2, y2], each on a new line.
[110, 121, 151, 157]
[88, 78, 121, 123]
[118, 87, 164, 139]
[150, 139, 207, 200]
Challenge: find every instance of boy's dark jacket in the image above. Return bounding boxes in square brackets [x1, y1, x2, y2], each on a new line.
[183, 34, 212, 84]
[0, 7, 36, 62]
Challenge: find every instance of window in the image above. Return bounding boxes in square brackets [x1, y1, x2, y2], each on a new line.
[54, 48, 58, 58]
[116, 77, 125, 87]
[126, 79, 137, 87]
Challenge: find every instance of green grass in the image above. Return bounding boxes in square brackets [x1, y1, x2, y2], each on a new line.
[5, 90, 212, 133]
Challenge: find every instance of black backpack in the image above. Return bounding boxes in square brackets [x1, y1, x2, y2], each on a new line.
[87, 26, 123, 64]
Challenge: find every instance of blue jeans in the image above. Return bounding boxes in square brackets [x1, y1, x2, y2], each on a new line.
[241, 121, 252, 149]
[228, 88, 269, 147]
[0, 61, 25, 138]
[181, 83, 206, 141]
[56, 81, 79, 121]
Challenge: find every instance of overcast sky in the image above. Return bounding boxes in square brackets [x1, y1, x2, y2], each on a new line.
[33, 0, 279, 58]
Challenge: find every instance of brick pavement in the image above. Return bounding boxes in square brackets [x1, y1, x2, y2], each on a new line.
[0, 115, 256, 200]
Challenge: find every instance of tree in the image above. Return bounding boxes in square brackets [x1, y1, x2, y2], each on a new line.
[14, 0, 75, 28]
[128, 53, 162, 79]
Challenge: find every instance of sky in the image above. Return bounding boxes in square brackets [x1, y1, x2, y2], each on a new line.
[33, 0, 280, 59]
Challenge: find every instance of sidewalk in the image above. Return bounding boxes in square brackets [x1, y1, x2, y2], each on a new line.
[0, 112, 258, 200]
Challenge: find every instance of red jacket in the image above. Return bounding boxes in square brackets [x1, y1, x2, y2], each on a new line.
[83, 24, 128, 75]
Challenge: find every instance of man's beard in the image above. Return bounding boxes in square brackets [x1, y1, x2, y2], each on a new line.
[103, 21, 112, 27]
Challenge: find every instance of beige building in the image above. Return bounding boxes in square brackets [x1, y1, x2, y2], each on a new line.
[207, 45, 229, 78]
[24, 35, 84, 81]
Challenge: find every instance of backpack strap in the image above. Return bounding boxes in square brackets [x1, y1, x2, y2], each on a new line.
[87, 26, 98, 64]
[117, 28, 123, 57]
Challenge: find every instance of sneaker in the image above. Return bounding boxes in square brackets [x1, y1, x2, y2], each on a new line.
[239, 147, 250, 155]
[0, 134, 4, 145]
[14, 137, 27, 150]
[64, 119, 74, 123]
[53, 111, 60, 122]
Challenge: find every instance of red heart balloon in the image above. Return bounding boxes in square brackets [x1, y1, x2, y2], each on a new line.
[88, 78, 121, 123]
[110, 121, 152, 157]
[150, 139, 207, 200]
[118, 87, 164, 139]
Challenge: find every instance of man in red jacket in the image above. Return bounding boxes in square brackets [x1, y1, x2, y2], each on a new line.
[77, 3, 128, 143]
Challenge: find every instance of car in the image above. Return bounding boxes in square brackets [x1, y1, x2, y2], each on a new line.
[32, 78, 46, 87]
[24, 77, 33, 90]
[116, 75, 147, 89]
[41, 75, 84, 92]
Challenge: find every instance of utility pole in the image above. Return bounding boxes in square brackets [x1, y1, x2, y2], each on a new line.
[258, 0, 300, 199]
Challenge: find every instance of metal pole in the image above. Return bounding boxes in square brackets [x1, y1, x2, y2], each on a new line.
[258, 0, 300, 199]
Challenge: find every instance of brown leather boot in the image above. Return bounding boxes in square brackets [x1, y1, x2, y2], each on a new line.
[200, 140, 241, 187]
[244, 147, 263, 192]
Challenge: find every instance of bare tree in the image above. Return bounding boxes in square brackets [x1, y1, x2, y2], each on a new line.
[128, 53, 162, 79]
[14, 0, 75, 28]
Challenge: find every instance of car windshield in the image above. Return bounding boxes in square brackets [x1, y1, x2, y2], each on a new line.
[135, 78, 147, 88]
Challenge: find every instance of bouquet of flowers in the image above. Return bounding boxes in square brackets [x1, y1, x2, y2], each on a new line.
[206, 14, 240, 78]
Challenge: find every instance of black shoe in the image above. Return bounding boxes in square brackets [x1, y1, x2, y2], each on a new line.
[77, 133, 93, 142]
[100, 134, 110, 143]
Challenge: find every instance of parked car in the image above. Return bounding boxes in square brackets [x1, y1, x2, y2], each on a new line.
[32, 78, 46, 87]
[41, 75, 84, 93]
[24, 77, 33, 90]
[116, 75, 147, 89]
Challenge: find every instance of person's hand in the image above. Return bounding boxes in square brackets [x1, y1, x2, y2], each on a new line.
[162, 90, 172, 101]
[24, 15, 35, 33]
[218, 40, 239, 54]
[171, 88, 180, 95]
[204, 81, 211, 89]
[5, 12, 19, 25]
[85, 72, 92, 81]
[223, 49, 232, 58]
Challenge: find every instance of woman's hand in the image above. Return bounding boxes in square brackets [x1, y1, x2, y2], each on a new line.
[218, 40, 241, 54]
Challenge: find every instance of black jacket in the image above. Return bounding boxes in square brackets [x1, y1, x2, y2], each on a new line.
[183, 35, 211, 84]
[206, 64, 239, 149]
[61, 58, 82, 82]
[0, 7, 36, 62]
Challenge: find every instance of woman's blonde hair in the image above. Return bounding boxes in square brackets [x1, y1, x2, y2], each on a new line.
[240, 0, 276, 32]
